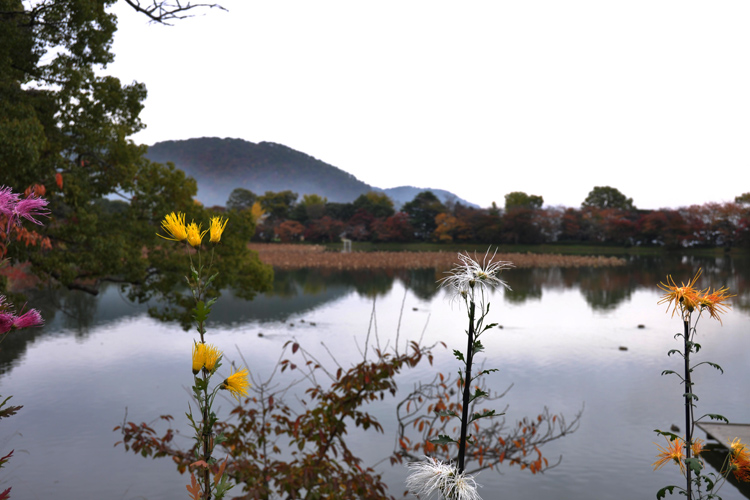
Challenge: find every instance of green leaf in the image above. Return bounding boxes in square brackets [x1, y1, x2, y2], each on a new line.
[468, 388, 489, 404]
[477, 369, 499, 377]
[469, 409, 498, 423]
[667, 349, 683, 357]
[205, 272, 220, 288]
[685, 457, 703, 474]
[453, 349, 465, 362]
[654, 430, 681, 442]
[481, 322, 498, 333]
[692, 361, 724, 374]
[192, 300, 212, 323]
[683, 392, 699, 401]
[430, 435, 457, 445]
[473, 340, 484, 353]
[703, 413, 729, 424]
[435, 410, 459, 418]
[704, 475, 715, 491]
[656, 485, 677, 499]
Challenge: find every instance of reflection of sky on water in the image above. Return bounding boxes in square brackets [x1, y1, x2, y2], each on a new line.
[1, 257, 749, 500]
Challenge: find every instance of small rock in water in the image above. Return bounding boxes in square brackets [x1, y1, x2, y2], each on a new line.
[619, 346, 628, 351]
[289, 323, 294, 327]
[258, 332, 264, 337]
[310, 322, 316, 326]
[412, 307, 418, 311]
[638, 324, 645, 329]
[498, 325, 503, 329]
[300, 319, 305, 323]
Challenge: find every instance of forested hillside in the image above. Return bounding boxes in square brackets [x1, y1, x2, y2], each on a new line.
[145, 137, 477, 208]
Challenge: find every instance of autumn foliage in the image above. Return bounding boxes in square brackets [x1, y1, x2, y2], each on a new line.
[243, 188, 750, 249]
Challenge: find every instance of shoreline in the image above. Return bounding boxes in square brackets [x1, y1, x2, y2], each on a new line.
[249, 243, 626, 271]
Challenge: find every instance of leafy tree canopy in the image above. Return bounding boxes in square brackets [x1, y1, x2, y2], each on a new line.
[736, 192, 750, 205]
[504, 192, 543, 211]
[353, 191, 395, 219]
[259, 190, 298, 221]
[0, 0, 272, 323]
[226, 187, 257, 211]
[300, 193, 327, 220]
[402, 191, 446, 240]
[582, 186, 635, 211]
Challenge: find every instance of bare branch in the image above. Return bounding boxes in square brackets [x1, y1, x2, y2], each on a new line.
[122, 0, 227, 25]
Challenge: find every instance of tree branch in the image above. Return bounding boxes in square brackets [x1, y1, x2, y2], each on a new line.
[123, 0, 227, 25]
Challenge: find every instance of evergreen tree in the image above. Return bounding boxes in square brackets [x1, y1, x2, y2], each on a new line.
[0, 0, 272, 324]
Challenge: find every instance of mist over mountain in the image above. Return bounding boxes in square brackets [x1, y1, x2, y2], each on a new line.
[145, 137, 479, 209]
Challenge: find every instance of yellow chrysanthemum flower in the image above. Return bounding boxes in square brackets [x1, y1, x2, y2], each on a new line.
[221, 367, 250, 402]
[653, 438, 685, 475]
[158, 212, 188, 242]
[209, 216, 228, 243]
[657, 269, 703, 319]
[203, 344, 222, 372]
[186, 222, 208, 247]
[192, 342, 206, 375]
[192, 342, 222, 374]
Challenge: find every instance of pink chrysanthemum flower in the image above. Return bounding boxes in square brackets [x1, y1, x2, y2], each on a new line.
[0, 314, 14, 334]
[12, 309, 44, 329]
[13, 196, 50, 225]
[0, 187, 20, 220]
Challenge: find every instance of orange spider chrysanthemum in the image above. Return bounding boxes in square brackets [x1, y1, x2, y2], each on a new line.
[730, 456, 750, 482]
[727, 439, 750, 482]
[697, 286, 734, 324]
[657, 269, 703, 319]
[653, 438, 686, 475]
[691, 438, 704, 458]
[730, 438, 750, 461]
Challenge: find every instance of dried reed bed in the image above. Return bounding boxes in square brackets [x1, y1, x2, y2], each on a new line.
[249, 244, 626, 271]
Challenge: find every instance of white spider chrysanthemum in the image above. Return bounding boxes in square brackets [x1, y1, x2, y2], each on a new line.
[439, 249, 513, 304]
[406, 456, 482, 500]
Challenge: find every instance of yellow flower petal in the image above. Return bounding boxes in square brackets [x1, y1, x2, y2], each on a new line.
[222, 367, 250, 402]
[209, 216, 228, 243]
[186, 221, 208, 247]
[158, 212, 188, 242]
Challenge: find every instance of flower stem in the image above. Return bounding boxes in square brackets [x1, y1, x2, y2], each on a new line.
[457, 300, 476, 474]
[683, 319, 692, 500]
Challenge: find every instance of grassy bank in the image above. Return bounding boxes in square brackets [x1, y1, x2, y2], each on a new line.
[249, 243, 626, 270]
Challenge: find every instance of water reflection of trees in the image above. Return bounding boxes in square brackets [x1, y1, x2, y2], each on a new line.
[268, 268, 444, 301]
[3, 255, 748, 377]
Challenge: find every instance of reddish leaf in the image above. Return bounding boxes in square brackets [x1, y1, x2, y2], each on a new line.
[186, 473, 201, 500]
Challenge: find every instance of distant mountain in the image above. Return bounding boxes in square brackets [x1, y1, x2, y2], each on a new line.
[145, 137, 479, 209]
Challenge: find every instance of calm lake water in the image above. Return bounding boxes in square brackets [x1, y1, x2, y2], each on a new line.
[1, 254, 749, 499]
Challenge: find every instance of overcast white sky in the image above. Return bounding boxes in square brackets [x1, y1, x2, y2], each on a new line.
[107, 1, 750, 210]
